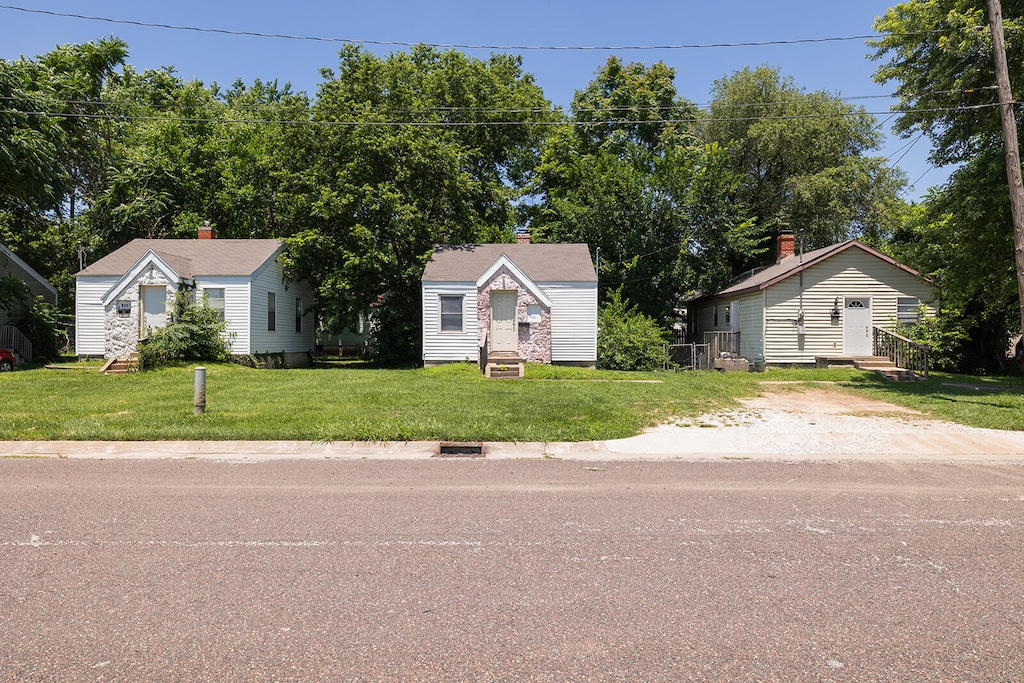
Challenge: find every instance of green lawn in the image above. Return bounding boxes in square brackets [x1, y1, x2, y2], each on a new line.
[0, 361, 1021, 441]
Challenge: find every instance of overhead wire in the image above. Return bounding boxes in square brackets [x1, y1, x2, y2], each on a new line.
[0, 4, 959, 52]
[0, 86, 999, 117]
[0, 103, 1005, 127]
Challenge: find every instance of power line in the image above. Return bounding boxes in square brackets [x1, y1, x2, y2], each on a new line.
[0, 87, 1000, 118]
[0, 4, 960, 52]
[0, 103, 1004, 127]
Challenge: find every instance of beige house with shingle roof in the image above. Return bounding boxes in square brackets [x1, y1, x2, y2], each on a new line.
[421, 241, 597, 372]
[690, 236, 938, 366]
[76, 228, 314, 364]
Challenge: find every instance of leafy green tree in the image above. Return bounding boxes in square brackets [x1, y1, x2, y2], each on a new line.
[530, 57, 758, 323]
[704, 66, 906, 269]
[281, 45, 550, 364]
[597, 287, 669, 371]
[0, 39, 128, 307]
[871, 0, 1024, 368]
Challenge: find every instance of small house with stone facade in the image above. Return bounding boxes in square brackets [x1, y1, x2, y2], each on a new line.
[421, 239, 597, 376]
[75, 226, 315, 366]
[689, 234, 938, 369]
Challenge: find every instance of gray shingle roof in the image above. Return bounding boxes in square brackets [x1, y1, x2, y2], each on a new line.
[77, 239, 283, 277]
[706, 240, 926, 300]
[421, 243, 596, 282]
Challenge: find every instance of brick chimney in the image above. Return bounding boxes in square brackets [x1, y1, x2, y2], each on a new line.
[198, 221, 215, 240]
[776, 231, 795, 261]
[516, 232, 531, 245]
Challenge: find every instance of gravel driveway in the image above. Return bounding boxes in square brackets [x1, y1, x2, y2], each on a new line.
[602, 383, 1024, 461]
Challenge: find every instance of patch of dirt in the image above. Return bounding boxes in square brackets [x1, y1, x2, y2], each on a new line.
[742, 386, 923, 416]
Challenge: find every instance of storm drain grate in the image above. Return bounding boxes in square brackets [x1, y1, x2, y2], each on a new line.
[436, 442, 485, 458]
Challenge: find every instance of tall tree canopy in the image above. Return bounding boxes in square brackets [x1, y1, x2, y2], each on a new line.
[703, 66, 906, 269]
[0, 38, 127, 300]
[872, 0, 1023, 369]
[281, 45, 551, 363]
[529, 57, 758, 323]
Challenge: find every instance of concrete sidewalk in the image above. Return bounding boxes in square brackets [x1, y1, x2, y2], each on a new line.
[3, 410, 1024, 463]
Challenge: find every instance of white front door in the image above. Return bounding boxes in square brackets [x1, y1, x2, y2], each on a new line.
[843, 297, 872, 356]
[490, 291, 518, 353]
[140, 285, 167, 337]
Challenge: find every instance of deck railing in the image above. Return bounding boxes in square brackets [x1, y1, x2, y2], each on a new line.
[702, 331, 740, 358]
[0, 325, 31, 363]
[873, 326, 930, 379]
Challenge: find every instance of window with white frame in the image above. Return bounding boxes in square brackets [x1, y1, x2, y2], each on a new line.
[897, 297, 920, 325]
[204, 288, 225, 321]
[439, 295, 463, 332]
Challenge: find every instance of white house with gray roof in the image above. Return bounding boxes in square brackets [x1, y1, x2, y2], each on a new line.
[421, 240, 597, 373]
[75, 228, 314, 365]
[689, 236, 938, 367]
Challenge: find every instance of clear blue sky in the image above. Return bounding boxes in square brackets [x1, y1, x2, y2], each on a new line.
[0, 1, 947, 199]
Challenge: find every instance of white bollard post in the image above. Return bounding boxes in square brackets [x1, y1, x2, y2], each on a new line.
[194, 366, 206, 415]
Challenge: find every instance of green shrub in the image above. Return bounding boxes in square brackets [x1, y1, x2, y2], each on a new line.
[895, 312, 971, 372]
[138, 291, 232, 368]
[597, 288, 669, 371]
[0, 276, 67, 361]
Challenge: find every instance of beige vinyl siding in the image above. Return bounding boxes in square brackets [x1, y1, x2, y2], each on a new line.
[247, 254, 315, 354]
[422, 282, 479, 363]
[0, 253, 57, 326]
[4, 264, 55, 302]
[735, 294, 765, 361]
[75, 276, 114, 355]
[544, 282, 597, 362]
[693, 294, 764, 361]
[197, 277, 251, 354]
[763, 248, 937, 364]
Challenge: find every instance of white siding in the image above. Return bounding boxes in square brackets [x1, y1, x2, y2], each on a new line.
[247, 256, 315, 354]
[763, 248, 937, 364]
[422, 282, 479, 363]
[543, 282, 597, 363]
[196, 277, 251, 354]
[736, 293, 765, 361]
[75, 276, 114, 356]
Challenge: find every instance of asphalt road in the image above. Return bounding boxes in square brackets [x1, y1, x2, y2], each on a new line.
[2, 457, 1024, 682]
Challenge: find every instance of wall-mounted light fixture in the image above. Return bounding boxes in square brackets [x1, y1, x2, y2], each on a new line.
[830, 297, 841, 322]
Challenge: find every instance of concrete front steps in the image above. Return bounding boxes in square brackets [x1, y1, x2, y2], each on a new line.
[485, 353, 524, 379]
[816, 355, 922, 382]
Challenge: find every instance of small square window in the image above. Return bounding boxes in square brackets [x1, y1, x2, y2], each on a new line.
[897, 298, 920, 325]
[204, 288, 225, 321]
[526, 305, 542, 323]
[440, 295, 463, 332]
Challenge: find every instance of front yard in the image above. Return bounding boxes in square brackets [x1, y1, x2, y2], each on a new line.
[1, 361, 1022, 441]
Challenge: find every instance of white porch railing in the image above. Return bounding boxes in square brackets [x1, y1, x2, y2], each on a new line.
[0, 325, 31, 363]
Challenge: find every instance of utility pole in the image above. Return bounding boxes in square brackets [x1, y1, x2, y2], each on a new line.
[988, 0, 1024, 339]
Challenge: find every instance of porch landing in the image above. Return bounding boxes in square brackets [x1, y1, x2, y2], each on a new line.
[815, 355, 922, 382]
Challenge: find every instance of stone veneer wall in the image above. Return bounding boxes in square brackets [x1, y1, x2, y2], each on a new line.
[104, 269, 177, 359]
[477, 266, 551, 363]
